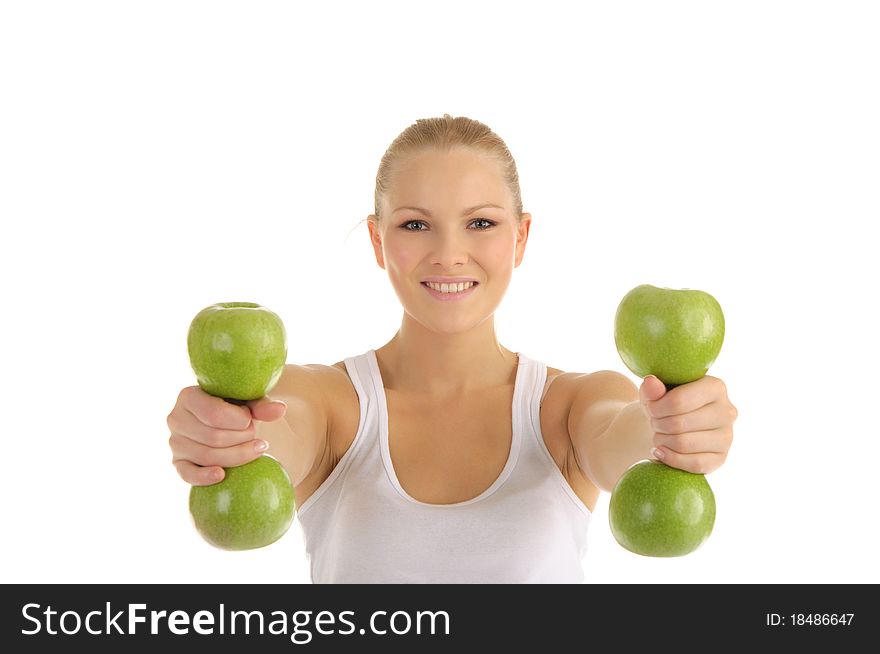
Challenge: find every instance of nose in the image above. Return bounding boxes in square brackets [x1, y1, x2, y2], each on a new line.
[430, 232, 469, 269]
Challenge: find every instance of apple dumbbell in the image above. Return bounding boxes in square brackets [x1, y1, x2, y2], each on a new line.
[609, 285, 724, 557]
[185, 302, 296, 551]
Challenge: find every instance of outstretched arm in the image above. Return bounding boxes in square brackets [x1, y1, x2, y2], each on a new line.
[567, 372, 737, 492]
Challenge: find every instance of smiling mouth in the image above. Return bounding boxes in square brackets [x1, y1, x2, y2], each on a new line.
[421, 281, 478, 294]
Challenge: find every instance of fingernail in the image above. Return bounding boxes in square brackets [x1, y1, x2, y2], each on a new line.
[209, 468, 223, 482]
[254, 439, 269, 452]
[652, 447, 665, 460]
[272, 400, 287, 409]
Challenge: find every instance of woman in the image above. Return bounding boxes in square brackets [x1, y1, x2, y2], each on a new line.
[167, 114, 737, 583]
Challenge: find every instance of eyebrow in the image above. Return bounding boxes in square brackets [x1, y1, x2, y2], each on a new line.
[391, 203, 505, 217]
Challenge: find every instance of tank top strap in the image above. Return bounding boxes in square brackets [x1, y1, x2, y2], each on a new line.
[515, 352, 547, 443]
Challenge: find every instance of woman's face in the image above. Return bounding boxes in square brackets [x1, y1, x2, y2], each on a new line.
[368, 147, 531, 335]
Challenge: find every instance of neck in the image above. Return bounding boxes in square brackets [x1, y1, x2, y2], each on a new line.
[376, 312, 518, 397]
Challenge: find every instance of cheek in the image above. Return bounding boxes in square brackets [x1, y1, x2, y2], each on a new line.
[382, 237, 421, 277]
[484, 234, 518, 272]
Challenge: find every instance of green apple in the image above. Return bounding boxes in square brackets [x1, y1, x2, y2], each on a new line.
[189, 454, 296, 551]
[608, 460, 715, 557]
[614, 284, 724, 388]
[187, 302, 287, 401]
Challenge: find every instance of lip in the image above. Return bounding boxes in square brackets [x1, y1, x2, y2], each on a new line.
[421, 281, 479, 302]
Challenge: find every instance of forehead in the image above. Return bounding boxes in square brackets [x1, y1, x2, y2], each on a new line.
[388, 148, 508, 200]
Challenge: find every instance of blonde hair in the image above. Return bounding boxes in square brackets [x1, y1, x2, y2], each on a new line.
[373, 114, 524, 222]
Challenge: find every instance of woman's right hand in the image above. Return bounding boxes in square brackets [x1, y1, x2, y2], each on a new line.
[166, 386, 288, 486]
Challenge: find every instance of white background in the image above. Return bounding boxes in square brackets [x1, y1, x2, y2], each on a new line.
[1, 1, 878, 584]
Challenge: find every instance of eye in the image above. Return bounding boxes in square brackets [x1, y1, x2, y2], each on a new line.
[400, 220, 427, 231]
[470, 218, 496, 230]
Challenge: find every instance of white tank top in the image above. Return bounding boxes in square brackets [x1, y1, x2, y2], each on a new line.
[296, 349, 592, 583]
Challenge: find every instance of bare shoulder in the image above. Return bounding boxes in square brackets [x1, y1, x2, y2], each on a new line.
[546, 369, 638, 415]
[324, 360, 356, 396]
[304, 361, 360, 458]
[284, 361, 350, 389]
[273, 362, 357, 428]
[544, 366, 634, 392]
[576, 369, 638, 401]
[270, 363, 358, 506]
[298, 360, 349, 383]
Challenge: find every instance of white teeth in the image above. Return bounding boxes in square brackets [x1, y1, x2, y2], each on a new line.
[425, 281, 475, 293]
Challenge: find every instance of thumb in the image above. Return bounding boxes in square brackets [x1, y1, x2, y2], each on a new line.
[246, 397, 287, 422]
[639, 375, 666, 410]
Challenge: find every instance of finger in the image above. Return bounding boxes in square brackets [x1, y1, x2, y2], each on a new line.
[168, 403, 257, 448]
[651, 447, 726, 475]
[246, 396, 287, 423]
[639, 375, 667, 409]
[181, 386, 253, 430]
[652, 428, 733, 455]
[173, 459, 225, 486]
[170, 432, 268, 469]
[647, 375, 724, 419]
[651, 401, 732, 435]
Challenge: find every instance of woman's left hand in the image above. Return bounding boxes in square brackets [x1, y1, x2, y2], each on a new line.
[638, 375, 737, 474]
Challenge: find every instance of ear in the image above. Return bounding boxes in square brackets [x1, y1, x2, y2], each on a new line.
[367, 215, 386, 269]
[513, 213, 532, 268]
